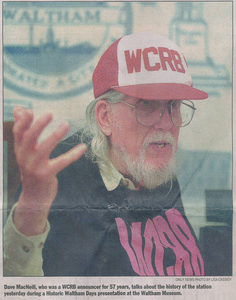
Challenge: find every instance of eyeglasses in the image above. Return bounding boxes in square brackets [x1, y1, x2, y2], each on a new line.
[120, 99, 196, 128]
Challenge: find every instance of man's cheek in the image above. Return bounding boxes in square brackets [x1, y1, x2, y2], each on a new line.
[173, 141, 178, 153]
[173, 130, 180, 153]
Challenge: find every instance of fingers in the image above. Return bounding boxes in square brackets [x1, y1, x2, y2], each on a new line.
[12, 105, 87, 178]
[49, 144, 87, 174]
[21, 113, 53, 150]
[13, 106, 24, 122]
[13, 107, 34, 145]
[37, 121, 70, 159]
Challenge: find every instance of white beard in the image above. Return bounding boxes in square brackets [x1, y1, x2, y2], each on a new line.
[113, 132, 177, 190]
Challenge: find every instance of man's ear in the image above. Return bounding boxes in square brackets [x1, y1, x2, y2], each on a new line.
[95, 100, 112, 136]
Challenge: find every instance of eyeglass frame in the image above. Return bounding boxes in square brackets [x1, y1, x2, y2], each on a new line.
[119, 99, 196, 128]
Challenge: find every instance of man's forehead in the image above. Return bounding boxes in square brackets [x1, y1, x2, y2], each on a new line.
[123, 95, 175, 104]
[123, 95, 138, 103]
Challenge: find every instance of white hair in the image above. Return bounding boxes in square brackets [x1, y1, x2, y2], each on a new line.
[80, 90, 126, 168]
[113, 132, 177, 190]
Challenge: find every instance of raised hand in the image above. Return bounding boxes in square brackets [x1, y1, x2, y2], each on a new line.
[12, 106, 87, 236]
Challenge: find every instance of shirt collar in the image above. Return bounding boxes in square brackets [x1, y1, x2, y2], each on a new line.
[98, 160, 136, 191]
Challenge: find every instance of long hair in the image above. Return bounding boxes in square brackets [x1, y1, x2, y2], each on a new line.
[81, 90, 126, 168]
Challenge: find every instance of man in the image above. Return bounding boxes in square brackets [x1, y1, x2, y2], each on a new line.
[4, 32, 208, 276]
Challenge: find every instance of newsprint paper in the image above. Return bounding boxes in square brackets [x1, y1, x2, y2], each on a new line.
[1, 1, 235, 300]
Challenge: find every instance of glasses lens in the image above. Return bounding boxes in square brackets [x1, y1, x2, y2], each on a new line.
[136, 100, 163, 126]
[171, 100, 195, 127]
[135, 99, 195, 127]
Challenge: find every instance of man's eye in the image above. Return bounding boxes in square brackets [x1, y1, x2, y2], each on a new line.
[172, 101, 181, 108]
[142, 100, 151, 107]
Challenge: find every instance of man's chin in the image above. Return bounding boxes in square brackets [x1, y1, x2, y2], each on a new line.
[128, 156, 177, 190]
[144, 157, 173, 170]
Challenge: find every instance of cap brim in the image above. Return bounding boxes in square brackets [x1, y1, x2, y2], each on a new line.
[112, 83, 208, 100]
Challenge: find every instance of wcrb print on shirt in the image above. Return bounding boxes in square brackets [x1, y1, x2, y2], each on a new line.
[116, 208, 204, 276]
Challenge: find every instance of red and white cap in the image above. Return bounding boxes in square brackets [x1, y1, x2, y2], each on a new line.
[93, 32, 208, 100]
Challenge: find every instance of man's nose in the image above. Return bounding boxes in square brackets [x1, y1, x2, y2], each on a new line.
[153, 106, 173, 131]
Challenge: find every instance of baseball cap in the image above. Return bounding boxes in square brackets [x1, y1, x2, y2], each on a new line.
[92, 32, 208, 100]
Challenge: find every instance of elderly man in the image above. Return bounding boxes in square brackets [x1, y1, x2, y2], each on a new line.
[4, 32, 208, 276]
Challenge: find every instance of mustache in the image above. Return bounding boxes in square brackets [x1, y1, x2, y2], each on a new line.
[142, 132, 176, 149]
